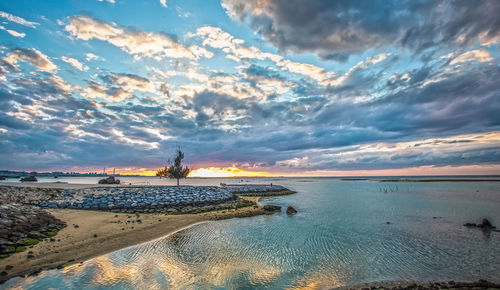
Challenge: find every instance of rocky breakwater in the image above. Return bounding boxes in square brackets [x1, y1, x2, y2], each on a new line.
[32, 186, 242, 214]
[224, 184, 295, 196]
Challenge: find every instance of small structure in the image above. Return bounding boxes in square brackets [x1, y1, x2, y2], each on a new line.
[20, 176, 37, 182]
[98, 176, 120, 184]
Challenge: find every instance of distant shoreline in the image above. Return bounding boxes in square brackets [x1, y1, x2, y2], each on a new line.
[341, 178, 500, 182]
[379, 179, 500, 182]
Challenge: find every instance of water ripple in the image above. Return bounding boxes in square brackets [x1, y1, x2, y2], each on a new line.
[3, 180, 500, 289]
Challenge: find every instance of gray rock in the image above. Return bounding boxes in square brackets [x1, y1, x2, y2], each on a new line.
[286, 206, 297, 215]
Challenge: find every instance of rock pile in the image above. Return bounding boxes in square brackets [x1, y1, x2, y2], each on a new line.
[0, 203, 66, 259]
[0, 186, 63, 204]
[31, 186, 237, 213]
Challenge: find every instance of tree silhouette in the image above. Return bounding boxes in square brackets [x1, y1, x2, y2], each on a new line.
[156, 147, 190, 185]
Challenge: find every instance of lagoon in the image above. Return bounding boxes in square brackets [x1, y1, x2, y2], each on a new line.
[3, 177, 500, 289]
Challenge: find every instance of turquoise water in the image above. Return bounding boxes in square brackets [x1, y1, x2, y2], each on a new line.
[3, 178, 500, 289]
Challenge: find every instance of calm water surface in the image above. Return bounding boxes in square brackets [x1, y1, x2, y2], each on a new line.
[3, 178, 500, 289]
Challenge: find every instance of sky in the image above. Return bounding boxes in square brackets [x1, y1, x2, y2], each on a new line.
[0, 0, 500, 176]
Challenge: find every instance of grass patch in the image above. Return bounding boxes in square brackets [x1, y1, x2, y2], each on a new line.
[18, 238, 39, 246]
[46, 231, 57, 237]
[15, 246, 26, 253]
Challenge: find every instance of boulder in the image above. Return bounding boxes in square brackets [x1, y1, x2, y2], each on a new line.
[477, 218, 495, 229]
[20, 176, 37, 182]
[286, 206, 297, 215]
[98, 176, 120, 184]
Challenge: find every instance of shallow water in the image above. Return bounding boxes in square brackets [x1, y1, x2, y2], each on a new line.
[3, 178, 500, 289]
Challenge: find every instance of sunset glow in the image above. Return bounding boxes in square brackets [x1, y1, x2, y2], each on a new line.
[188, 166, 274, 178]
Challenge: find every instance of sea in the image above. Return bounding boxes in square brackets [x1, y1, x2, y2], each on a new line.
[2, 176, 500, 289]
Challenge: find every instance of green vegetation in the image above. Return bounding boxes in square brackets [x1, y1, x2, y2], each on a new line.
[156, 147, 190, 186]
[0, 229, 62, 259]
[18, 238, 39, 246]
[15, 246, 26, 252]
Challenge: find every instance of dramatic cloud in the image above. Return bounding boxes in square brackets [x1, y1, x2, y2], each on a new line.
[448, 49, 494, 65]
[188, 26, 282, 63]
[0, 25, 25, 38]
[82, 72, 155, 102]
[85, 53, 98, 61]
[0, 11, 39, 28]
[65, 15, 213, 60]
[61, 56, 89, 71]
[222, 0, 500, 60]
[271, 132, 500, 171]
[3, 48, 57, 72]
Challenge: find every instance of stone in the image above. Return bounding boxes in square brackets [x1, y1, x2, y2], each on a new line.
[286, 206, 297, 215]
[463, 222, 476, 227]
[477, 218, 495, 229]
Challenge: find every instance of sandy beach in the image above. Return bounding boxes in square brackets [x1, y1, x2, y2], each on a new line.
[0, 182, 281, 282]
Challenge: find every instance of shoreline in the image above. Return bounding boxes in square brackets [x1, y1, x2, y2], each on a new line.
[0, 196, 272, 282]
[333, 279, 500, 289]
